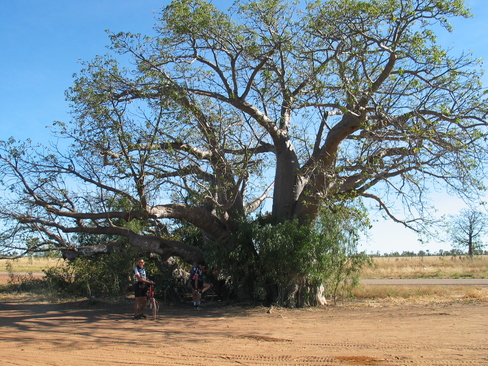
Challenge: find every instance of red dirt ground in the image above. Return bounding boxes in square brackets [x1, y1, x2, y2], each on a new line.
[1, 297, 487, 365]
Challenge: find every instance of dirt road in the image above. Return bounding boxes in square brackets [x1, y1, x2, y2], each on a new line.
[1, 299, 487, 365]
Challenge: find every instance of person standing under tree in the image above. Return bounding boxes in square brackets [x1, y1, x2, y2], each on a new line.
[190, 261, 211, 310]
[133, 259, 154, 320]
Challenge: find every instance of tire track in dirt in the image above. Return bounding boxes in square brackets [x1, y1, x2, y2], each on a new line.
[306, 341, 488, 352]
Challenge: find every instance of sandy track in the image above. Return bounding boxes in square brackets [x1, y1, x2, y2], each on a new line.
[1, 299, 487, 365]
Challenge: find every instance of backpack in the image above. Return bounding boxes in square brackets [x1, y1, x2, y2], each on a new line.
[190, 266, 198, 280]
[190, 266, 203, 281]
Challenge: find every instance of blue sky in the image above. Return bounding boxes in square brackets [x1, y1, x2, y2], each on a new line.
[1, 0, 487, 255]
[363, 0, 488, 255]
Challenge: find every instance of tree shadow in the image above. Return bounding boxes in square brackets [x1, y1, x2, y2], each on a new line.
[0, 299, 258, 348]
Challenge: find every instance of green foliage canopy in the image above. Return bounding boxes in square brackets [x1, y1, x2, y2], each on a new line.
[0, 0, 486, 270]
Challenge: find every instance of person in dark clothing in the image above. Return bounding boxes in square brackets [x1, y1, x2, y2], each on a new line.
[190, 261, 211, 310]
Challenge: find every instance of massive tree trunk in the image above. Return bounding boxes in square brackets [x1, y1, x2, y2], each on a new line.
[273, 140, 301, 222]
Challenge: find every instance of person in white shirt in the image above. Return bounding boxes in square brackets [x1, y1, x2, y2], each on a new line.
[133, 259, 154, 319]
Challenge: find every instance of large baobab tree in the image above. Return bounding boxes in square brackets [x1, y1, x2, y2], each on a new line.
[1, 0, 487, 296]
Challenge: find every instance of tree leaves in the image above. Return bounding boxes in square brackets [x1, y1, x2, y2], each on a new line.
[1, 0, 487, 267]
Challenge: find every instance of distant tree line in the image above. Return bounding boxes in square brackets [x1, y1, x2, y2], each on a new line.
[375, 249, 488, 257]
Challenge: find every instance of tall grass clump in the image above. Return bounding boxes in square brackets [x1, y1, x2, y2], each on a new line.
[0, 261, 53, 301]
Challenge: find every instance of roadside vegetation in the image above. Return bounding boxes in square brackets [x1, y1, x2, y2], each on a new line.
[362, 255, 488, 279]
[354, 255, 488, 304]
[351, 284, 488, 304]
[2, 254, 487, 305]
[3, 256, 64, 274]
[4, 254, 487, 280]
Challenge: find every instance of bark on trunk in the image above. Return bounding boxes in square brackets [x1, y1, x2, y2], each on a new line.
[273, 140, 300, 222]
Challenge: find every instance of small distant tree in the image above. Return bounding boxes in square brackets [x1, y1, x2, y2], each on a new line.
[401, 251, 416, 257]
[448, 209, 488, 256]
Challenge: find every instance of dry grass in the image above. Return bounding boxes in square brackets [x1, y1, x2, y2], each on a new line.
[351, 284, 488, 303]
[361, 255, 488, 279]
[1, 257, 65, 273]
[4, 255, 488, 279]
[0, 290, 55, 303]
[354, 255, 488, 303]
